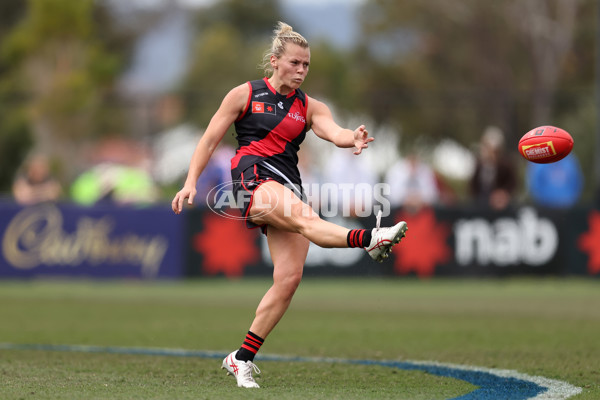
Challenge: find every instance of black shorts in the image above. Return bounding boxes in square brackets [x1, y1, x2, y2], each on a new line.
[231, 162, 304, 234]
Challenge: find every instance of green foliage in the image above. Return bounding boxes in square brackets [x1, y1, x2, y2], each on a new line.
[0, 0, 596, 199]
[196, 0, 282, 40]
[353, 0, 598, 200]
[356, 1, 594, 144]
[0, 1, 32, 192]
[183, 23, 260, 128]
[0, 105, 33, 192]
[357, 2, 525, 145]
[2, 0, 94, 63]
[181, 0, 282, 143]
[302, 41, 361, 111]
[26, 0, 93, 39]
[557, 95, 597, 203]
[0, 1, 26, 38]
[0, 0, 131, 140]
[0, 0, 137, 193]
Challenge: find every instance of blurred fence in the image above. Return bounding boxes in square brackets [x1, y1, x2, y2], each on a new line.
[0, 201, 598, 279]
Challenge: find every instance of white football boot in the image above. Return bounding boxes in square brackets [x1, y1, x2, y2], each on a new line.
[221, 351, 261, 388]
[365, 210, 408, 262]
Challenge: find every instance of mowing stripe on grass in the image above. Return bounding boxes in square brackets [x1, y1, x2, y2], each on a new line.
[0, 343, 582, 400]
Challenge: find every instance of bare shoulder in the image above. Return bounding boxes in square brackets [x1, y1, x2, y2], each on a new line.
[306, 94, 327, 112]
[213, 82, 250, 121]
[224, 82, 250, 107]
[306, 94, 331, 126]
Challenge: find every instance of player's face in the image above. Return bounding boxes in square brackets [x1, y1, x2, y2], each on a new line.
[274, 43, 310, 90]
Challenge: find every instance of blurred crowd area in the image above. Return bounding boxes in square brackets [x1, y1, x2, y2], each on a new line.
[0, 0, 595, 210]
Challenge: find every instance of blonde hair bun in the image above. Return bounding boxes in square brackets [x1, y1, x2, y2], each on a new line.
[261, 21, 309, 76]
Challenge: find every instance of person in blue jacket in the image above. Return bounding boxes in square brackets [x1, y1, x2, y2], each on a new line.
[526, 154, 583, 208]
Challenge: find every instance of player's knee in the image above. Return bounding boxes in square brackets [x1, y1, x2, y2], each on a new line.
[274, 270, 303, 298]
[293, 206, 320, 234]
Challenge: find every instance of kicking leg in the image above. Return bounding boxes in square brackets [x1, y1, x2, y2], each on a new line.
[249, 181, 352, 248]
[249, 181, 407, 261]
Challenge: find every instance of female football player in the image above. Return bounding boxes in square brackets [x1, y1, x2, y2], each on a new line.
[172, 22, 407, 388]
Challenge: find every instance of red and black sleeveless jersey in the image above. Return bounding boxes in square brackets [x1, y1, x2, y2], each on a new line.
[230, 77, 308, 185]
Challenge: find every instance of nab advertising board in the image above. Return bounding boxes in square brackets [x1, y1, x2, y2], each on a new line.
[185, 206, 600, 278]
[0, 202, 184, 279]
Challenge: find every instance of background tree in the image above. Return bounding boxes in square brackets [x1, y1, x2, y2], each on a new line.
[357, 1, 580, 141]
[181, 0, 282, 144]
[354, 0, 595, 200]
[181, 1, 360, 143]
[300, 40, 362, 114]
[0, 0, 136, 185]
[0, 0, 30, 192]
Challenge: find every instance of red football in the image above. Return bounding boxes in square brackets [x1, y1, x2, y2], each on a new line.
[518, 125, 573, 164]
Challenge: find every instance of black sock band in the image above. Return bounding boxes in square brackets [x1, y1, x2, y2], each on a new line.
[362, 229, 372, 247]
[347, 229, 372, 248]
[236, 331, 265, 362]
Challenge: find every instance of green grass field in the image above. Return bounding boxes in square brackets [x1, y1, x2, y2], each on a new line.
[0, 278, 598, 399]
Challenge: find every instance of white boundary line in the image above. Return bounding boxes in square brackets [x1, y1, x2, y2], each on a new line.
[0, 343, 583, 399]
[407, 360, 583, 400]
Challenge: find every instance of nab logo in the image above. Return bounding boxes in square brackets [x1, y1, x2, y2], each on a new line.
[252, 102, 276, 115]
[252, 102, 264, 113]
[455, 207, 558, 266]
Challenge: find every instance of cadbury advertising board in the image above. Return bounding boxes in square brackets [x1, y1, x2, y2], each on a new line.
[0, 202, 184, 279]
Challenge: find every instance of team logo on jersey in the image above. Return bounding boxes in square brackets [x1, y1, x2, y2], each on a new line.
[252, 102, 276, 115]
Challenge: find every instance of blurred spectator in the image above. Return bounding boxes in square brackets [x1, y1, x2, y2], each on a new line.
[12, 154, 62, 205]
[526, 154, 583, 208]
[297, 145, 323, 210]
[197, 143, 235, 207]
[469, 126, 517, 210]
[155, 94, 185, 132]
[297, 146, 322, 187]
[322, 148, 377, 218]
[150, 93, 234, 206]
[384, 153, 439, 212]
[433, 172, 458, 207]
[71, 163, 158, 206]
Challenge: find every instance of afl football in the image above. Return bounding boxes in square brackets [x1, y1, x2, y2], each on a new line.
[518, 126, 573, 164]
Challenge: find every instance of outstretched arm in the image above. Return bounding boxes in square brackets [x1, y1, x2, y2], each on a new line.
[307, 95, 374, 155]
[172, 84, 248, 214]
